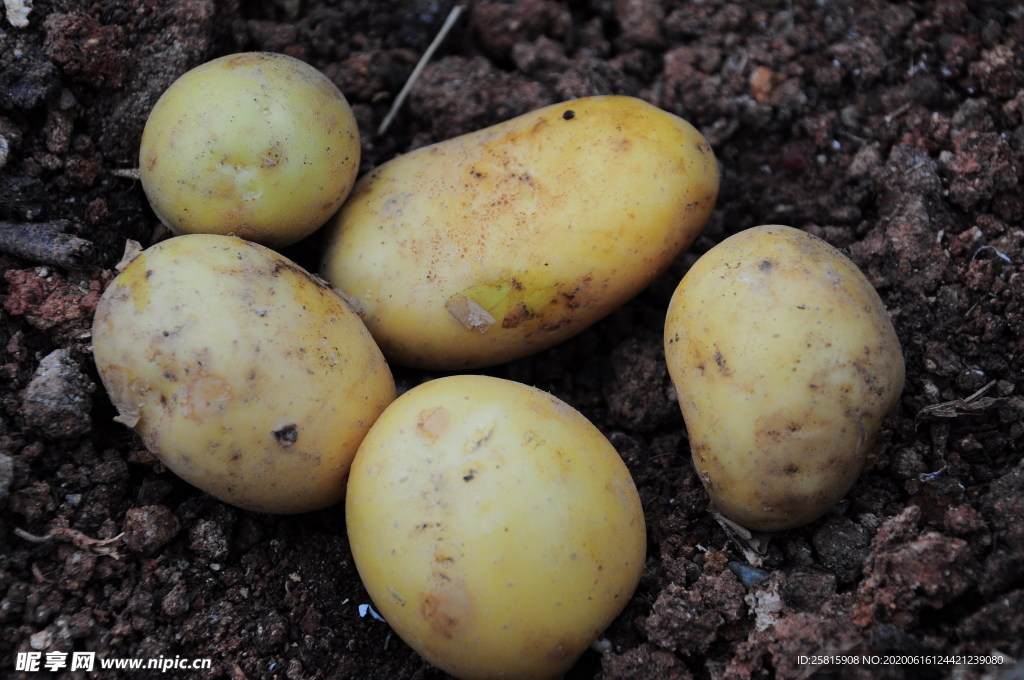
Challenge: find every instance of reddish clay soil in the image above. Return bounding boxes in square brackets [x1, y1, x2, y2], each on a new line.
[2, 1, 1023, 679]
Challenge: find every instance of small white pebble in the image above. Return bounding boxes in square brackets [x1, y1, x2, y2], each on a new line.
[4, 0, 33, 28]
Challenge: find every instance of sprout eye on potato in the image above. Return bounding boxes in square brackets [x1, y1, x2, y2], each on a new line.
[139, 52, 360, 249]
[347, 376, 645, 680]
[92, 235, 396, 514]
[320, 95, 719, 370]
[664, 225, 905, 532]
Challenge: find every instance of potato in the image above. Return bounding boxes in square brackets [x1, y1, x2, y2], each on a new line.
[347, 375, 645, 680]
[320, 95, 719, 369]
[664, 226, 904, 532]
[139, 52, 360, 249]
[92, 235, 396, 513]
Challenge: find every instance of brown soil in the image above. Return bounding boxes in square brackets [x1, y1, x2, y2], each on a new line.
[2, 1, 1023, 679]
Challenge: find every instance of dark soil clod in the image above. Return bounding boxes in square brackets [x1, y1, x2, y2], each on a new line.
[1, 1, 1023, 678]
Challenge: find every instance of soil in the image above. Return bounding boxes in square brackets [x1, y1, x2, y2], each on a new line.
[1, 0, 1023, 679]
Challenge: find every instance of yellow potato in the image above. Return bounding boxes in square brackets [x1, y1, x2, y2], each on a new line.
[140, 52, 360, 249]
[347, 375, 645, 680]
[320, 95, 719, 369]
[92, 235, 395, 513]
[664, 226, 904, 532]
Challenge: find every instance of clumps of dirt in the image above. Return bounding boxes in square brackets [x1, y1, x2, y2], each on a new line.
[853, 506, 979, 629]
[3, 266, 108, 333]
[597, 643, 694, 680]
[42, 13, 130, 90]
[639, 553, 748, 656]
[850, 145, 957, 294]
[408, 55, 554, 143]
[0, 44, 60, 111]
[1, 0, 1024, 679]
[604, 337, 682, 432]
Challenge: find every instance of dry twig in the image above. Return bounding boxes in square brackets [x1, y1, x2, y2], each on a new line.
[706, 501, 772, 567]
[14, 526, 125, 560]
[378, 6, 464, 136]
[916, 380, 1004, 424]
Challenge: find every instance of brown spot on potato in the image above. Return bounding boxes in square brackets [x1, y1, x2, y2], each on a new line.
[417, 407, 450, 440]
[540, 318, 572, 332]
[713, 347, 730, 376]
[420, 586, 474, 640]
[501, 302, 532, 329]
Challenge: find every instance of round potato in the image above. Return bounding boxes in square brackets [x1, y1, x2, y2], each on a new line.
[320, 95, 719, 370]
[139, 52, 360, 249]
[92, 235, 395, 513]
[347, 376, 645, 680]
[664, 226, 904, 532]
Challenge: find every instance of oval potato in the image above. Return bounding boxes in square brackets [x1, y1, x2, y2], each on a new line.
[139, 52, 360, 249]
[347, 375, 645, 680]
[664, 226, 905, 532]
[92, 235, 396, 513]
[320, 96, 719, 369]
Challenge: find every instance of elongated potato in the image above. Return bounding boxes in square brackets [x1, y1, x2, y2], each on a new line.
[664, 226, 905, 531]
[320, 96, 719, 369]
[92, 235, 396, 513]
[348, 375, 645, 680]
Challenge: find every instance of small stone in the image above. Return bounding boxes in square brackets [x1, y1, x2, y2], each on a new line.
[0, 48, 60, 110]
[0, 453, 13, 506]
[190, 519, 229, 561]
[123, 505, 180, 554]
[30, 629, 52, 650]
[749, 66, 774, 104]
[812, 515, 871, 584]
[4, 0, 32, 27]
[890, 448, 927, 480]
[9, 479, 52, 521]
[20, 349, 95, 439]
[161, 582, 191, 617]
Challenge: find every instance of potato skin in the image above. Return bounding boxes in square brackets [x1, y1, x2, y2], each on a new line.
[320, 96, 719, 369]
[347, 376, 645, 680]
[139, 52, 360, 249]
[92, 235, 395, 514]
[664, 226, 905, 532]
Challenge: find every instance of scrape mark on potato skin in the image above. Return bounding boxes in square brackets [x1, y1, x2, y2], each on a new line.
[118, 253, 151, 312]
[418, 407, 450, 439]
[184, 374, 232, 421]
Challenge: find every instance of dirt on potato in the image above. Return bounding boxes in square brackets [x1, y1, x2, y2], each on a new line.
[1, 1, 1022, 679]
